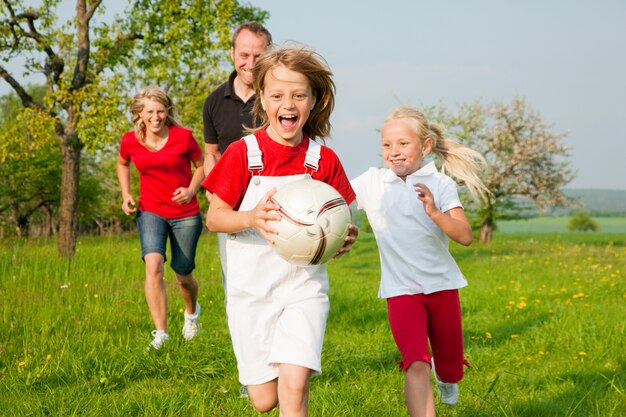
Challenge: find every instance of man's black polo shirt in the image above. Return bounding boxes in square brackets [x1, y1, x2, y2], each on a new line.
[202, 71, 258, 155]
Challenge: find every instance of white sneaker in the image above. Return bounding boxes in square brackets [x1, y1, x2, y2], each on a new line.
[431, 358, 459, 406]
[148, 330, 170, 350]
[182, 302, 201, 341]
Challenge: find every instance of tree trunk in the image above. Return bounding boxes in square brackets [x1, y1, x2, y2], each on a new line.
[479, 223, 493, 243]
[111, 217, 121, 235]
[16, 215, 28, 237]
[43, 204, 53, 237]
[58, 133, 82, 257]
[94, 218, 105, 235]
[12, 204, 28, 237]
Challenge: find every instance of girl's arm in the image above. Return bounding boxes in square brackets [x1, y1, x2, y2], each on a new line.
[203, 143, 220, 202]
[414, 183, 473, 246]
[333, 223, 359, 258]
[206, 188, 281, 242]
[116, 155, 137, 215]
[172, 156, 205, 205]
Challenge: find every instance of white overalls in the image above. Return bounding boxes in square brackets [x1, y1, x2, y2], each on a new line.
[226, 134, 330, 386]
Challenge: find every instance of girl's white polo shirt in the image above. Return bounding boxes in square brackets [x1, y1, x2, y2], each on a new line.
[351, 162, 468, 298]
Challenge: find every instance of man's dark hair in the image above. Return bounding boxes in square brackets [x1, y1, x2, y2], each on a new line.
[232, 22, 272, 47]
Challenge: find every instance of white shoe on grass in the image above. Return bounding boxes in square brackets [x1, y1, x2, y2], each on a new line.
[431, 358, 459, 406]
[148, 330, 170, 350]
[182, 302, 201, 341]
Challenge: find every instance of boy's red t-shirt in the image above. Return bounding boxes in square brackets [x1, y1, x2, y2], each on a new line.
[119, 125, 203, 218]
[202, 128, 355, 210]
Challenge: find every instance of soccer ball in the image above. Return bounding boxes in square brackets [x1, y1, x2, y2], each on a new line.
[268, 178, 351, 266]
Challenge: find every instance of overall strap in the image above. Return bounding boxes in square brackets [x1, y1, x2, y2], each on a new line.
[244, 134, 321, 175]
[304, 139, 321, 173]
[243, 134, 263, 174]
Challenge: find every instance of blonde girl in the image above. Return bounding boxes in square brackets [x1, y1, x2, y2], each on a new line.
[351, 105, 489, 417]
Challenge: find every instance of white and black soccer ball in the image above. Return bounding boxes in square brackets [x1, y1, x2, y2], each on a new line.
[268, 178, 351, 266]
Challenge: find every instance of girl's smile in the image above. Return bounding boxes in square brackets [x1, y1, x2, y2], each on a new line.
[260, 64, 316, 146]
[382, 118, 432, 181]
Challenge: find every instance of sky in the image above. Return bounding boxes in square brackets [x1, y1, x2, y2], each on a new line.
[3, 0, 626, 190]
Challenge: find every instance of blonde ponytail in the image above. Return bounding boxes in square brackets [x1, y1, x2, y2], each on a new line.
[386, 106, 491, 202]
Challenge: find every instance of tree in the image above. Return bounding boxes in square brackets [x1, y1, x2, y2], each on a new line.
[0, 0, 268, 256]
[0, 84, 60, 237]
[0, 143, 61, 236]
[435, 97, 574, 242]
[567, 210, 599, 232]
[1, 84, 136, 238]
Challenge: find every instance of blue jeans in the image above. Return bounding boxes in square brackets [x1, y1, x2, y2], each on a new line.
[136, 211, 203, 275]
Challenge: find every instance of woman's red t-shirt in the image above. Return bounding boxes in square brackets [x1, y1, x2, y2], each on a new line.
[119, 126, 202, 218]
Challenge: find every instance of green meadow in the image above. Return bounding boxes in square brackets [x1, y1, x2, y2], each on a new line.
[0, 230, 624, 416]
[498, 216, 626, 234]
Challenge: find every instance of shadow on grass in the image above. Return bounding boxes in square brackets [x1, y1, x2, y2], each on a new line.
[462, 363, 626, 417]
[464, 312, 553, 348]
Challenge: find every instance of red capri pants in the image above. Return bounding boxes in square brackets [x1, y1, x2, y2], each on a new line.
[387, 289, 466, 383]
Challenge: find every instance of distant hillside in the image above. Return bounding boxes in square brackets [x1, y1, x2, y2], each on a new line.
[562, 189, 626, 213]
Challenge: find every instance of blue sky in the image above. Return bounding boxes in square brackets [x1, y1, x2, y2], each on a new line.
[3, 0, 625, 189]
[266, 0, 626, 190]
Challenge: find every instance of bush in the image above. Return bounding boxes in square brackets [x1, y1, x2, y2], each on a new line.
[567, 210, 599, 232]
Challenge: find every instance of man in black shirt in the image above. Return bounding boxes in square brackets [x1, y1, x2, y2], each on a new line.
[202, 22, 272, 200]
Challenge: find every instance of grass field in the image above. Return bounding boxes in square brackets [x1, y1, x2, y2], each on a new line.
[0, 230, 625, 416]
[498, 216, 626, 234]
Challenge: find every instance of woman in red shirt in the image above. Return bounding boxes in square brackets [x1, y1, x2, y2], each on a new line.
[117, 87, 204, 350]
